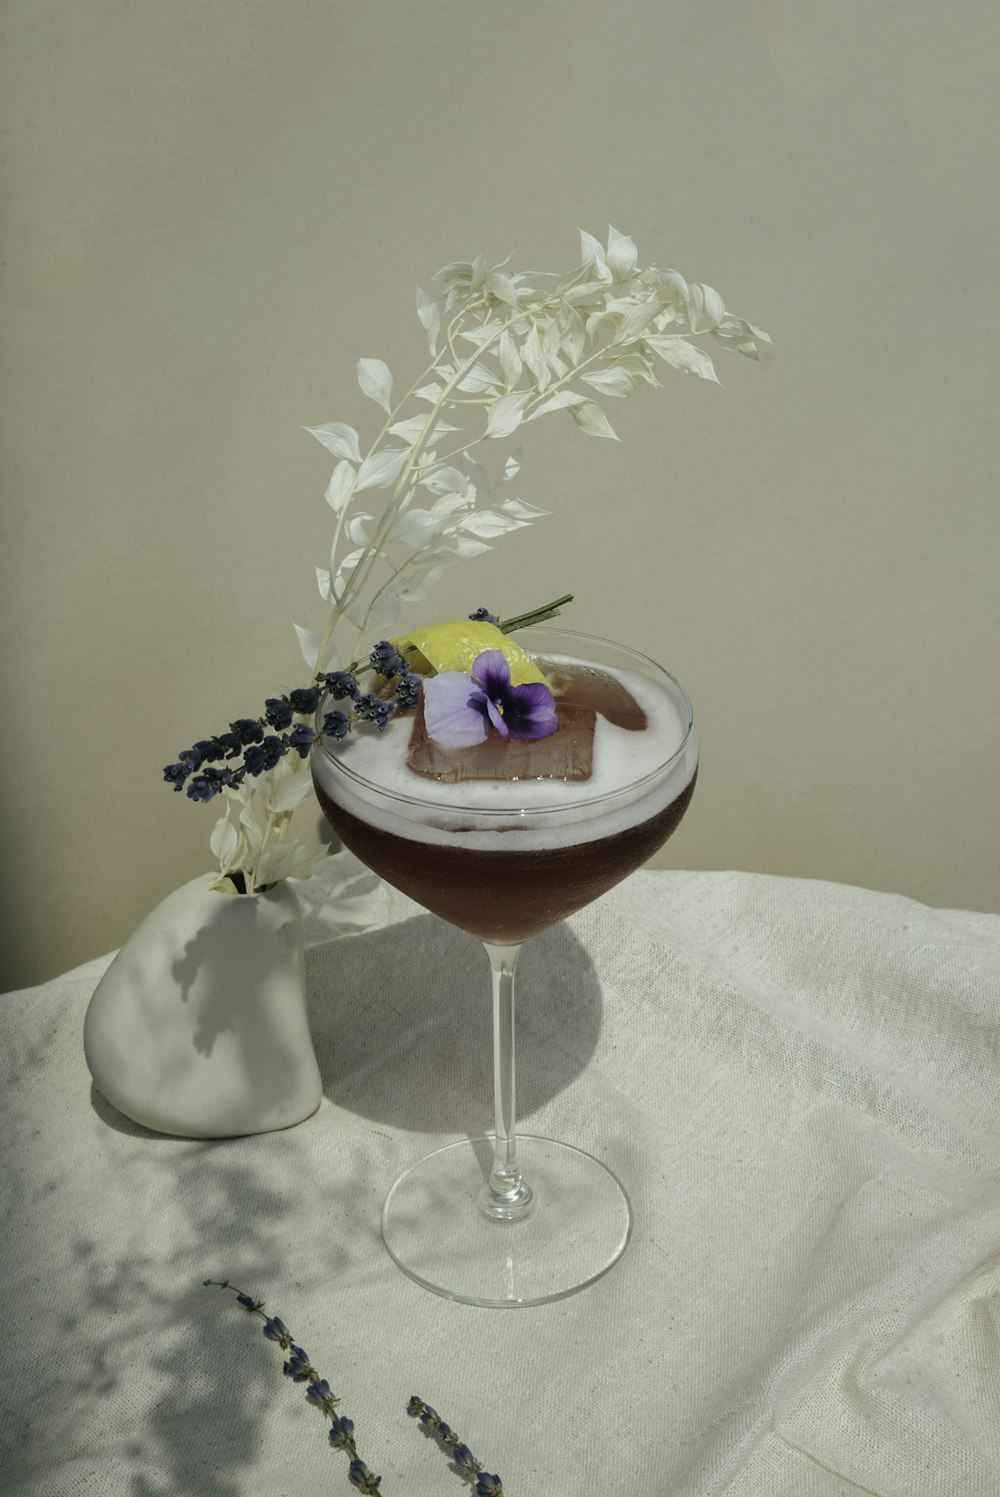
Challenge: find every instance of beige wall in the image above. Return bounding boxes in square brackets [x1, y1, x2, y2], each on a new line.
[2, 0, 998, 990]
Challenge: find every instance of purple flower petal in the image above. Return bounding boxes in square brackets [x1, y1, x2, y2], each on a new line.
[424, 650, 559, 749]
[503, 682, 559, 741]
[423, 672, 489, 748]
[484, 695, 509, 738]
[471, 650, 512, 699]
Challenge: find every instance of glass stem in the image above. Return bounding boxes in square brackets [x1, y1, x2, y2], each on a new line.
[479, 941, 535, 1223]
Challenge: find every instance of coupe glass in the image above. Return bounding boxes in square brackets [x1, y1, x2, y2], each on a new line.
[312, 627, 697, 1306]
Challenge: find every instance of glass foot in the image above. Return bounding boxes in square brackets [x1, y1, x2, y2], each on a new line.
[381, 1135, 632, 1307]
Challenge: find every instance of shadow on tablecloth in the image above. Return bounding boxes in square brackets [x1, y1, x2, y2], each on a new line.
[305, 910, 602, 1134]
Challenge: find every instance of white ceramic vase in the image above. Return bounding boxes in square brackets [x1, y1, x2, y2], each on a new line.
[84, 874, 322, 1138]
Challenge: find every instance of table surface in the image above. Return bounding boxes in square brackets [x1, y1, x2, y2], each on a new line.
[2, 853, 1000, 1497]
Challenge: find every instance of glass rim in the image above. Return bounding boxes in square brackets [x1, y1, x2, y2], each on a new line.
[312, 626, 695, 818]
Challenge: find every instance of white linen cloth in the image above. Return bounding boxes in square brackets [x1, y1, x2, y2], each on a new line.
[2, 852, 999, 1496]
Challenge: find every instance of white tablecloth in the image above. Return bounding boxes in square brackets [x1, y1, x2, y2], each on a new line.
[2, 854, 999, 1496]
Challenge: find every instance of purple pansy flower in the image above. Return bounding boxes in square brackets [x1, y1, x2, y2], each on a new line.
[423, 649, 558, 749]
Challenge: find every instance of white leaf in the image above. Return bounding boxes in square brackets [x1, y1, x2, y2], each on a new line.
[713, 318, 771, 360]
[602, 295, 640, 317]
[210, 812, 240, 869]
[389, 508, 450, 548]
[498, 330, 522, 386]
[441, 534, 493, 558]
[415, 286, 440, 355]
[541, 323, 565, 380]
[560, 277, 613, 304]
[433, 257, 477, 288]
[388, 415, 431, 443]
[293, 621, 330, 670]
[584, 303, 616, 341]
[581, 366, 640, 398]
[661, 269, 691, 307]
[253, 847, 289, 885]
[460, 509, 522, 539]
[525, 389, 586, 421]
[571, 401, 620, 440]
[270, 769, 316, 815]
[558, 305, 586, 363]
[488, 269, 520, 306]
[346, 512, 374, 546]
[457, 319, 505, 348]
[459, 451, 488, 493]
[651, 306, 681, 334]
[606, 226, 638, 280]
[500, 496, 547, 521]
[334, 546, 367, 578]
[357, 357, 394, 412]
[414, 381, 446, 404]
[366, 589, 403, 636]
[521, 323, 550, 391]
[484, 390, 530, 439]
[433, 255, 489, 309]
[647, 336, 720, 382]
[324, 459, 356, 515]
[457, 361, 501, 394]
[398, 559, 453, 602]
[338, 574, 369, 628]
[257, 841, 329, 886]
[388, 415, 459, 443]
[419, 463, 470, 496]
[237, 800, 265, 861]
[315, 566, 332, 601]
[356, 447, 410, 490]
[695, 282, 726, 328]
[579, 229, 610, 281]
[714, 314, 746, 341]
[619, 351, 659, 383]
[612, 299, 663, 345]
[429, 491, 473, 517]
[305, 422, 362, 463]
[502, 450, 522, 482]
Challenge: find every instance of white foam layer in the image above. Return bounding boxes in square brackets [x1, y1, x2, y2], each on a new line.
[312, 657, 697, 852]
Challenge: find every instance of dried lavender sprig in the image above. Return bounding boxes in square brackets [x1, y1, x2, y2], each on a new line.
[165, 594, 573, 805]
[204, 1281, 508, 1494]
[164, 665, 419, 801]
[203, 1279, 380, 1491]
[407, 1395, 504, 1496]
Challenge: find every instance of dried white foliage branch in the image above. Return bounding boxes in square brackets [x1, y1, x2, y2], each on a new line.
[201, 226, 768, 889]
[298, 224, 770, 677]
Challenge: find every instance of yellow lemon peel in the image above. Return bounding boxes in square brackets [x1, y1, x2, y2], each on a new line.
[391, 620, 550, 687]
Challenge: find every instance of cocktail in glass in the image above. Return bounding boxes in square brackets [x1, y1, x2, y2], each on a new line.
[312, 627, 697, 1305]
